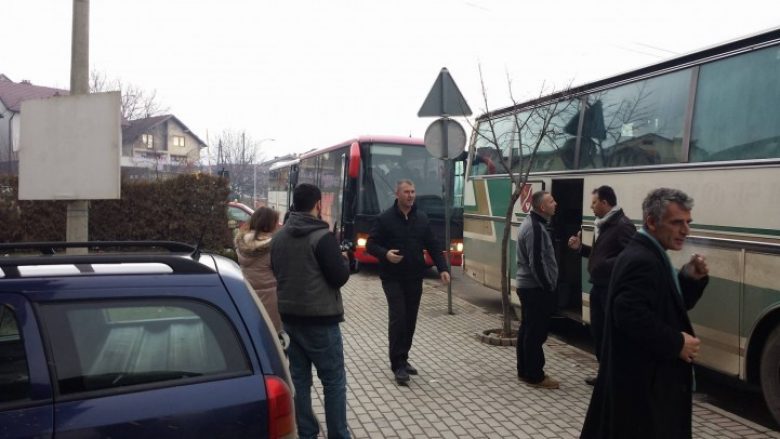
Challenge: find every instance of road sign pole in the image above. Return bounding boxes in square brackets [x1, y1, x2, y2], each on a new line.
[419, 68, 471, 316]
[441, 119, 454, 314]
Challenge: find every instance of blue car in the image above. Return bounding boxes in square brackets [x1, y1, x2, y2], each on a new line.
[0, 241, 295, 439]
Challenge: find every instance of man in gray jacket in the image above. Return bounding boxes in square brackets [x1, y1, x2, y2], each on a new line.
[271, 183, 351, 439]
[515, 190, 559, 389]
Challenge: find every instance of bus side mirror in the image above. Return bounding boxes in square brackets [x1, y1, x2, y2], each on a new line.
[348, 142, 361, 179]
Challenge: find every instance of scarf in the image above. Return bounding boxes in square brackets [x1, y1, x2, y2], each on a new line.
[593, 205, 621, 241]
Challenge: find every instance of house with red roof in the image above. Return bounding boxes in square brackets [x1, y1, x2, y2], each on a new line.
[0, 74, 206, 179]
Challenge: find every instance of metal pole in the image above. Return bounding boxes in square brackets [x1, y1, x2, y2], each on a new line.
[441, 119, 453, 315]
[67, 0, 89, 253]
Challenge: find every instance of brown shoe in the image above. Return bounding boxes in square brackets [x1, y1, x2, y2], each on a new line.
[525, 375, 559, 389]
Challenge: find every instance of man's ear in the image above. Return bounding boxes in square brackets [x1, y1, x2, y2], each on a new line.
[646, 216, 657, 233]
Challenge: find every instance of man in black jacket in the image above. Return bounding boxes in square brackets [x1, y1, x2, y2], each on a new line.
[580, 187, 708, 439]
[271, 183, 351, 439]
[567, 185, 635, 385]
[367, 179, 450, 385]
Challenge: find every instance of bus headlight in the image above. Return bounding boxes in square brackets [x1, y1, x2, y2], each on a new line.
[450, 240, 464, 253]
[357, 237, 368, 248]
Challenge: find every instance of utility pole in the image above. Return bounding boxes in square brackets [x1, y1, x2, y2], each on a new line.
[67, 0, 90, 252]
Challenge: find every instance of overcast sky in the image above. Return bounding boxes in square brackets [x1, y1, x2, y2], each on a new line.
[4, 0, 778, 160]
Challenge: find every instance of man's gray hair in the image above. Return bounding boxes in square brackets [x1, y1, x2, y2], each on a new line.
[396, 179, 415, 192]
[642, 188, 694, 224]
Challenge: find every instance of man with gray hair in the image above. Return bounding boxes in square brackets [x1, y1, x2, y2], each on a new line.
[581, 188, 709, 439]
[515, 190, 560, 389]
[367, 179, 450, 385]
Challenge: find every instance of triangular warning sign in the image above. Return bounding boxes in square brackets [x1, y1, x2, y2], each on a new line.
[418, 68, 472, 117]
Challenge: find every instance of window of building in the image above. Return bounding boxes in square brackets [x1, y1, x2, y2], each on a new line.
[0, 305, 30, 403]
[142, 134, 154, 149]
[39, 299, 251, 395]
[172, 135, 185, 148]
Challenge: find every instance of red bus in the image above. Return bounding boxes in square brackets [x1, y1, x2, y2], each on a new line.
[268, 135, 464, 269]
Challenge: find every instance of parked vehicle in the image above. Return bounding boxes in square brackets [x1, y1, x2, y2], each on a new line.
[228, 201, 254, 235]
[0, 241, 295, 438]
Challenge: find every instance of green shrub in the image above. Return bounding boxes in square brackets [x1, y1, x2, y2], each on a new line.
[0, 174, 232, 251]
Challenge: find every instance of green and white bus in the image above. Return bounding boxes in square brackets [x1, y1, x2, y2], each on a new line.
[463, 28, 780, 423]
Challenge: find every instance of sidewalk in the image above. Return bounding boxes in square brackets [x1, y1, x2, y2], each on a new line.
[306, 271, 780, 439]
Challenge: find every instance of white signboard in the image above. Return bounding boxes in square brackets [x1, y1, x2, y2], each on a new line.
[18, 92, 121, 200]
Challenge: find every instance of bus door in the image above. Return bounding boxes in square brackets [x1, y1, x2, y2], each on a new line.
[550, 179, 583, 320]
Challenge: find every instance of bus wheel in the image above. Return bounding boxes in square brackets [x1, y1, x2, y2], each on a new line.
[760, 325, 780, 426]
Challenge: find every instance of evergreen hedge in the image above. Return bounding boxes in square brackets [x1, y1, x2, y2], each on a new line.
[0, 174, 232, 252]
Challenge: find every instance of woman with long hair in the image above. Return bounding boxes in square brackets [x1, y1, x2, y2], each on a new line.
[235, 206, 283, 332]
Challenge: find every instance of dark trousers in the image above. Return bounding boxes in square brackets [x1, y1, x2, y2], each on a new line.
[382, 278, 423, 371]
[589, 284, 607, 362]
[516, 287, 556, 383]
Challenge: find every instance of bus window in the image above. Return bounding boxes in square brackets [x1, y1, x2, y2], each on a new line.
[580, 69, 691, 169]
[471, 118, 511, 176]
[362, 143, 444, 214]
[519, 100, 579, 172]
[690, 45, 780, 162]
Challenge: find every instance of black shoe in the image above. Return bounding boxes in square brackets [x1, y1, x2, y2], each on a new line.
[585, 376, 597, 386]
[393, 367, 410, 385]
[405, 363, 418, 375]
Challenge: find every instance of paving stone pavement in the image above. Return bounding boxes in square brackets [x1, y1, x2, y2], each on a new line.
[302, 272, 780, 438]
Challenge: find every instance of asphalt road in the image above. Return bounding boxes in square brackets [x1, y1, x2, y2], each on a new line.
[361, 264, 779, 432]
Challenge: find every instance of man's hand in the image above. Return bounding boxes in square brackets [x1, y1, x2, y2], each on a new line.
[684, 253, 708, 280]
[440, 271, 451, 285]
[386, 249, 404, 264]
[679, 331, 701, 363]
[567, 231, 582, 251]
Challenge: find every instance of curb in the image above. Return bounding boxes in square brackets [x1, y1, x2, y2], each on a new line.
[475, 328, 517, 346]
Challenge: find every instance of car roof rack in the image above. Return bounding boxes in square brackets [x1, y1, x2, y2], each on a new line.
[0, 241, 215, 279]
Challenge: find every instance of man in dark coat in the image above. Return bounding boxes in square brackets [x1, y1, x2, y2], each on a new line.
[271, 183, 352, 438]
[366, 179, 450, 385]
[568, 185, 636, 385]
[581, 187, 709, 439]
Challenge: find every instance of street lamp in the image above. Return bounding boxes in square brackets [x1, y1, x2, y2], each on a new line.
[253, 138, 276, 208]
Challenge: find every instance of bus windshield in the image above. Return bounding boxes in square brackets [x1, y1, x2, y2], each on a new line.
[360, 143, 455, 217]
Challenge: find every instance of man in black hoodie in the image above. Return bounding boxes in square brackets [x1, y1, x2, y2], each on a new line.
[366, 179, 450, 385]
[271, 183, 351, 439]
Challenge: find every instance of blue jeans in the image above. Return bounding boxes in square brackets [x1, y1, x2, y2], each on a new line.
[284, 322, 350, 439]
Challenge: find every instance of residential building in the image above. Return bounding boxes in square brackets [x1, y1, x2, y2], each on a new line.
[121, 114, 207, 180]
[0, 74, 68, 174]
[0, 74, 207, 179]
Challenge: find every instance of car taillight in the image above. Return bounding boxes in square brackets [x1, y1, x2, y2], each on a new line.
[266, 376, 296, 439]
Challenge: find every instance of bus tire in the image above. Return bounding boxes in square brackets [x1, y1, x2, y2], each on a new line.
[760, 325, 780, 426]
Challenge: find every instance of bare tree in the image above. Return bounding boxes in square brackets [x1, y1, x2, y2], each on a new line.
[471, 66, 574, 337]
[90, 70, 169, 120]
[207, 129, 268, 202]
